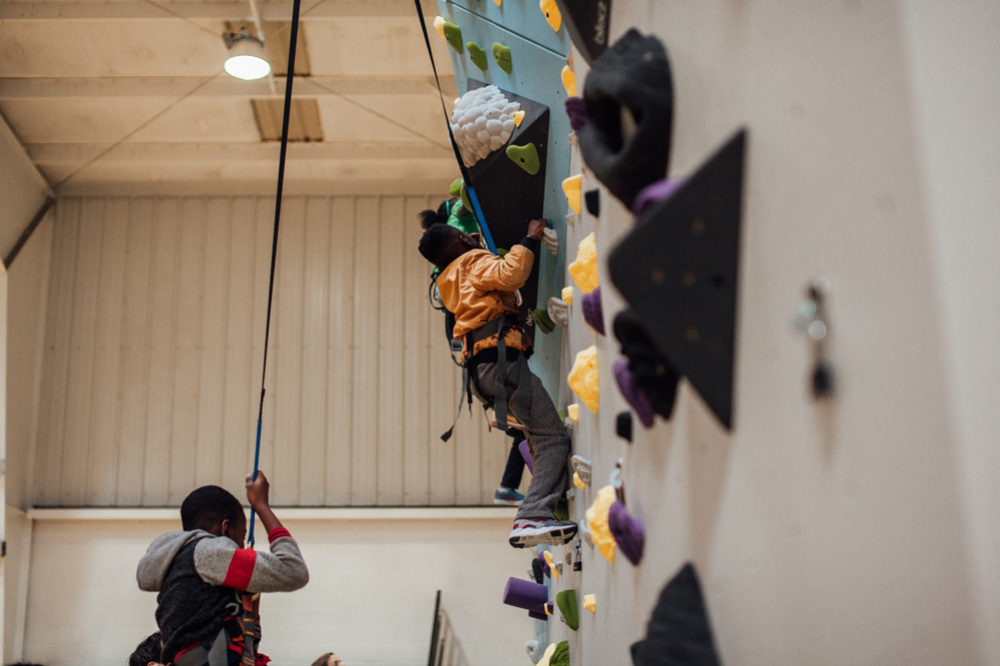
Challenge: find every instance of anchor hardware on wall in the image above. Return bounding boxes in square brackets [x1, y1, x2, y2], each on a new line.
[792, 278, 835, 398]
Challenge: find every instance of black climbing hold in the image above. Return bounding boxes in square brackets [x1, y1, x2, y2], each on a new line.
[577, 29, 673, 211]
[631, 563, 722, 666]
[531, 557, 545, 584]
[585, 188, 600, 216]
[553, 0, 612, 64]
[609, 130, 746, 430]
[613, 310, 680, 423]
[615, 411, 632, 442]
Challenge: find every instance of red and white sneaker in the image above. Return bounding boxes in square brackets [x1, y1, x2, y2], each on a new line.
[509, 518, 578, 548]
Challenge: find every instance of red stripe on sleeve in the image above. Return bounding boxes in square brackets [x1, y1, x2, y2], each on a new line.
[222, 548, 257, 590]
[268, 526, 292, 543]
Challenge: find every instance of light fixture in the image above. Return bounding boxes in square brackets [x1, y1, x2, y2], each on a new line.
[223, 27, 271, 81]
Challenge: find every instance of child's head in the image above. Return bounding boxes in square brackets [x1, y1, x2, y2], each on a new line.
[418, 199, 453, 230]
[128, 632, 163, 666]
[180, 485, 246, 545]
[418, 223, 479, 270]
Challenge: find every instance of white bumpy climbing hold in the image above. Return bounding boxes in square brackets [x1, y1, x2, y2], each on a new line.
[542, 227, 559, 255]
[450, 85, 521, 167]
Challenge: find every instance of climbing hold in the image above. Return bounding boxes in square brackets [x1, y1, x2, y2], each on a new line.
[579, 515, 594, 547]
[570, 454, 591, 485]
[547, 297, 569, 327]
[533, 308, 555, 334]
[552, 0, 613, 64]
[632, 177, 685, 216]
[586, 484, 617, 562]
[616, 410, 633, 442]
[561, 286, 574, 306]
[612, 310, 681, 422]
[528, 608, 549, 621]
[613, 359, 655, 428]
[555, 590, 578, 630]
[562, 174, 582, 214]
[561, 65, 577, 97]
[466, 41, 488, 71]
[518, 439, 534, 473]
[581, 286, 605, 335]
[433, 16, 447, 40]
[585, 189, 600, 216]
[545, 601, 554, 616]
[450, 85, 520, 167]
[506, 143, 541, 175]
[568, 231, 598, 293]
[531, 556, 546, 584]
[493, 0, 503, 6]
[578, 29, 674, 210]
[543, 551, 560, 579]
[492, 42, 513, 74]
[568, 345, 599, 413]
[631, 563, 723, 665]
[549, 641, 570, 666]
[525, 640, 540, 663]
[565, 97, 588, 132]
[540, 0, 563, 32]
[608, 501, 645, 566]
[566, 403, 579, 423]
[513, 110, 525, 127]
[573, 472, 586, 490]
[542, 227, 559, 255]
[503, 577, 548, 614]
[536, 642, 557, 666]
[583, 593, 597, 614]
[442, 21, 464, 54]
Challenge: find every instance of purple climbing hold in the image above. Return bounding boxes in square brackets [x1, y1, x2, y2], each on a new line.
[565, 96, 589, 132]
[632, 177, 684, 217]
[608, 501, 645, 566]
[613, 359, 655, 428]
[503, 577, 548, 613]
[529, 608, 549, 621]
[518, 439, 534, 473]
[581, 286, 605, 335]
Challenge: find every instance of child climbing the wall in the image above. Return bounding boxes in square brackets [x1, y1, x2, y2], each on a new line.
[136, 471, 309, 665]
[418, 219, 577, 548]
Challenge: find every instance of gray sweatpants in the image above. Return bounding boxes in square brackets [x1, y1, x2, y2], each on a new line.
[473, 361, 571, 521]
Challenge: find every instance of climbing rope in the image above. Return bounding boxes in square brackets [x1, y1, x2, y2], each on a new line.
[248, 0, 302, 548]
[412, 0, 499, 255]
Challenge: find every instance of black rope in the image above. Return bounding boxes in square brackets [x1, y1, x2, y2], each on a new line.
[249, 0, 302, 547]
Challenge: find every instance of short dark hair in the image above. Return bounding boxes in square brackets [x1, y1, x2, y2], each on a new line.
[311, 653, 334, 666]
[128, 632, 162, 666]
[418, 223, 466, 269]
[180, 486, 244, 531]
[418, 199, 450, 230]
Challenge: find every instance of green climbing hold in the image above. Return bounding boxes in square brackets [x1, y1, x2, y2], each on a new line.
[533, 308, 555, 334]
[556, 590, 579, 630]
[506, 143, 541, 176]
[497, 247, 509, 257]
[443, 21, 464, 54]
[467, 41, 488, 71]
[493, 42, 512, 74]
[550, 641, 570, 666]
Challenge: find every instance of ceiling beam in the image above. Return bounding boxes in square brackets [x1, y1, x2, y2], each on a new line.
[26, 141, 454, 163]
[0, 75, 456, 99]
[0, 1, 423, 20]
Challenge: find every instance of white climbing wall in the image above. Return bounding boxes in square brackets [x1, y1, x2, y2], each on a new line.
[541, 1, 1000, 665]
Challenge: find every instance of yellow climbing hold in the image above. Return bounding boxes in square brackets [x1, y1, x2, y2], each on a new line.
[567, 403, 579, 422]
[573, 472, 586, 490]
[433, 16, 446, 40]
[493, 0, 502, 5]
[568, 345, 599, 413]
[543, 551, 560, 579]
[561, 65, 577, 97]
[583, 594, 597, 613]
[568, 231, 599, 294]
[562, 174, 582, 215]
[561, 286, 574, 306]
[586, 485, 617, 563]
[540, 0, 562, 32]
[513, 110, 525, 127]
[544, 603, 553, 616]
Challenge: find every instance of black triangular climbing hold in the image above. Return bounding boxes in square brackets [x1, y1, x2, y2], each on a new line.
[631, 563, 723, 666]
[553, 0, 612, 64]
[585, 188, 600, 216]
[608, 129, 746, 430]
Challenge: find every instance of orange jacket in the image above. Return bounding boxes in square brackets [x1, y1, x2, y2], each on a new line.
[436, 244, 535, 356]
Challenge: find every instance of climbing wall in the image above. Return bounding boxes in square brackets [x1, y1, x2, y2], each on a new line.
[431, 1, 1000, 665]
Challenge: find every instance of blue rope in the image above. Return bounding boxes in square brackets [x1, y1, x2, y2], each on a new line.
[248, 0, 302, 547]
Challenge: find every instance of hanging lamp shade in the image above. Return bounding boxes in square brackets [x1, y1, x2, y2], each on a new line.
[224, 34, 271, 80]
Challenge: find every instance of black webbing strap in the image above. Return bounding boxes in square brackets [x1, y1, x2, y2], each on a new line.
[412, 0, 498, 253]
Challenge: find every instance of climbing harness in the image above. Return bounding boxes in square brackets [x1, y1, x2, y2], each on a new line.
[247, 0, 302, 548]
[413, 0, 499, 254]
[169, 593, 260, 666]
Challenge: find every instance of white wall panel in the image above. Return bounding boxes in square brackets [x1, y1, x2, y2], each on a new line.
[32, 194, 511, 507]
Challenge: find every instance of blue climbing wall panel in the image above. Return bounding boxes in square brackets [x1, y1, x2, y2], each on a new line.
[437, 0, 573, 398]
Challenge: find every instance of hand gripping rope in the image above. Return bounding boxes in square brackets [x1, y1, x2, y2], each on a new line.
[248, 0, 302, 548]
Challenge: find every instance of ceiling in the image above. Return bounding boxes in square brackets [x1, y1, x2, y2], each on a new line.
[0, 0, 460, 196]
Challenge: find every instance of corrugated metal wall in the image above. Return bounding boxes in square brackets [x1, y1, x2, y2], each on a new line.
[32, 195, 511, 507]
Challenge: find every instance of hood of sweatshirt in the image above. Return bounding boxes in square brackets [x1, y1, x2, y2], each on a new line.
[136, 529, 215, 592]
